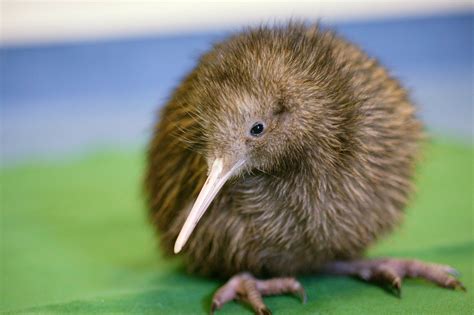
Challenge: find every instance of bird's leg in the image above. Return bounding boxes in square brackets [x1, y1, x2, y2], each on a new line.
[321, 258, 465, 296]
[210, 272, 306, 315]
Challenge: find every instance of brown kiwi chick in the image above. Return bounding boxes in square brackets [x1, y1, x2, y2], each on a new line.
[144, 23, 465, 314]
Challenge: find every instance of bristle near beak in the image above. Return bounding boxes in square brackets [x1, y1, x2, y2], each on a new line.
[174, 158, 244, 254]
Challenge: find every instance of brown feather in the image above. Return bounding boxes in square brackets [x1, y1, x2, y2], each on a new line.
[144, 23, 423, 279]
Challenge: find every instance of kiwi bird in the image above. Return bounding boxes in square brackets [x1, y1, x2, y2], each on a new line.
[145, 23, 464, 314]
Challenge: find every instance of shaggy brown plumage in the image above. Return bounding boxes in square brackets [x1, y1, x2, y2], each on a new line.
[144, 23, 463, 314]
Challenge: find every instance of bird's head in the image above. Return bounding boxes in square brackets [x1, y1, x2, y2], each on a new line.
[174, 24, 351, 253]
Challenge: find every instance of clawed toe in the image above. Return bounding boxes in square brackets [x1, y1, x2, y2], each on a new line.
[443, 277, 466, 291]
[210, 273, 305, 314]
[368, 266, 402, 296]
[256, 306, 272, 315]
[295, 286, 308, 304]
[322, 258, 466, 296]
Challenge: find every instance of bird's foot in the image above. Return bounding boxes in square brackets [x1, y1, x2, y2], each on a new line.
[210, 272, 306, 315]
[321, 258, 466, 296]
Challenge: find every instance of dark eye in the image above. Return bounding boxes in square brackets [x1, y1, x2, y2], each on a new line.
[250, 122, 265, 136]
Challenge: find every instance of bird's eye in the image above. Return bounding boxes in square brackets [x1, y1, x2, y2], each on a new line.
[250, 122, 265, 137]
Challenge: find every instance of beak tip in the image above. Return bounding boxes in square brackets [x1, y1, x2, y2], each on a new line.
[174, 242, 182, 254]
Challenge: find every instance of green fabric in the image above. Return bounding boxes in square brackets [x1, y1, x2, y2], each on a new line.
[1, 138, 472, 314]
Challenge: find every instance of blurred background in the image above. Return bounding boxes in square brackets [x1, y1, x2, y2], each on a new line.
[1, 0, 472, 163]
[1, 1, 473, 314]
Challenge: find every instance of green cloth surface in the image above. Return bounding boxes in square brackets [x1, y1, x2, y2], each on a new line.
[1, 138, 472, 314]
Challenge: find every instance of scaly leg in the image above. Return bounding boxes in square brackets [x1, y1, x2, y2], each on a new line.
[321, 258, 466, 296]
[210, 272, 306, 315]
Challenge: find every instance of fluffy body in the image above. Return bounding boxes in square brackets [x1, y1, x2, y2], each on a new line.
[145, 24, 422, 279]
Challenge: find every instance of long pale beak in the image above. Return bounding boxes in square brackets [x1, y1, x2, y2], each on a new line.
[174, 158, 243, 254]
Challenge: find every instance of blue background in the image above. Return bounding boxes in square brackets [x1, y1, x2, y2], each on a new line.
[1, 12, 472, 163]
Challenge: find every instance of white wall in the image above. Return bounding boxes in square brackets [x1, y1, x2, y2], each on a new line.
[1, 0, 472, 46]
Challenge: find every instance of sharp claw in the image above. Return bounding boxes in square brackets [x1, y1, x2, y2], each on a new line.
[295, 287, 307, 304]
[258, 307, 272, 315]
[210, 301, 218, 315]
[454, 280, 467, 292]
[392, 277, 402, 291]
[442, 278, 466, 292]
[393, 278, 402, 298]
